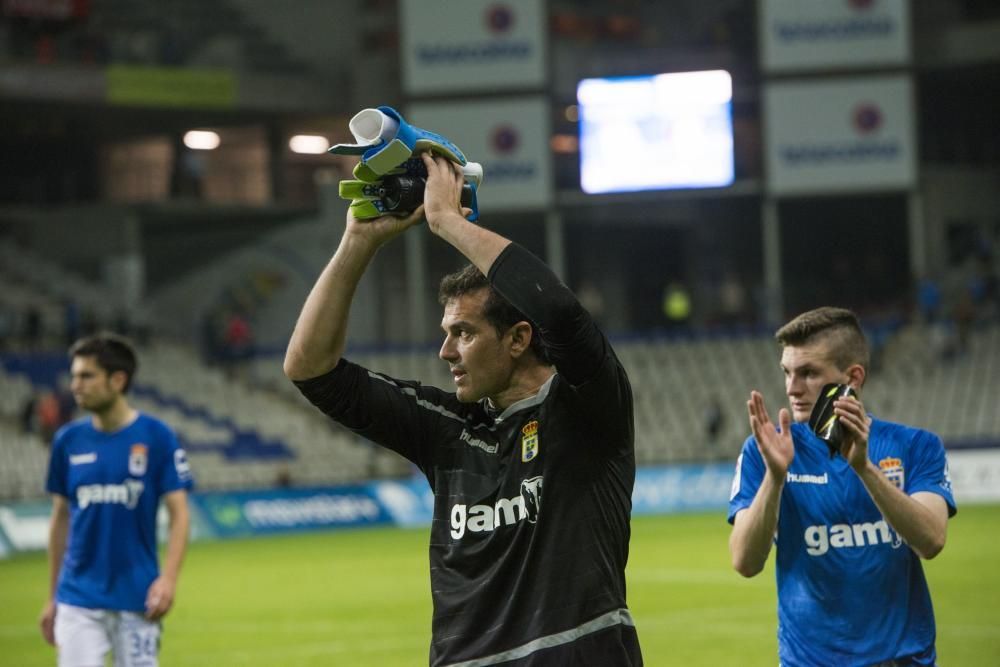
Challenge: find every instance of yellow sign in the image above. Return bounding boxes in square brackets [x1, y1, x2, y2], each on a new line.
[107, 65, 236, 109]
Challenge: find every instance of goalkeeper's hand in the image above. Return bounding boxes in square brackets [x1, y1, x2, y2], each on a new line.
[422, 153, 473, 236]
[344, 204, 425, 248]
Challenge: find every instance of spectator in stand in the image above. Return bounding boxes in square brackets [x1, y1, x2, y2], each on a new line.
[63, 298, 80, 348]
[718, 272, 748, 329]
[916, 276, 942, 325]
[703, 394, 726, 449]
[55, 375, 76, 427]
[662, 282, 692, 332]
[225, 310, 252, 355]
[25, 304, 43, 350]
[35, 390, 62, 443]
[21, 393, 37, 435]
[0, 299, 15, 351]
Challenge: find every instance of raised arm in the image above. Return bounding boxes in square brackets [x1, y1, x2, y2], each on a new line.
[284, 208, 423, 381]
[834, 396, 949, 559]
[421, 152, 509, 275]
[422, 154, 603, 385]
[855, 469, 949, 559]
[730, 392, 794, 577]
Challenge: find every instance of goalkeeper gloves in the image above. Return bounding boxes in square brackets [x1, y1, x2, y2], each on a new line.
[330, 106, 482, 221]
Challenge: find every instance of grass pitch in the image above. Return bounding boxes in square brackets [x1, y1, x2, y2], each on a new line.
[2, 505, 998, 666]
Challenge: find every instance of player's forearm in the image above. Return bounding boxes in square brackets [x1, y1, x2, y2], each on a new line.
[428, 211, 510, 276]
[284, 233, 379, 380]
[856, 462, 947, 559]
[161, 495, 190, 582]
[730, 475, 783, 577]
[46, 519, 67, 598]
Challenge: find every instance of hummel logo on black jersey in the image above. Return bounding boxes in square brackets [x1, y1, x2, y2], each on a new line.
[459, 429, 497, 454]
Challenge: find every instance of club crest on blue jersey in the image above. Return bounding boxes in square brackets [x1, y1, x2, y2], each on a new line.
[521, 420, 539, 462]
[129, 444, 148, 477]
[878, 456, 905, 490]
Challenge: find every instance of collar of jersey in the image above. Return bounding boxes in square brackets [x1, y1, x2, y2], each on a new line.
[792, 420, 863, 470]
[490, 374, 556, 424]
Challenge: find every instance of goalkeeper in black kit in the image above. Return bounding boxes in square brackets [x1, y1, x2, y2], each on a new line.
[284, 153, 642, 666]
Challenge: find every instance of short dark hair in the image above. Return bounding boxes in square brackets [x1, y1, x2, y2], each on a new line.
[438, 264, 549, 363]
[775, 307, 869, 372]
[69, 333, 139, 393]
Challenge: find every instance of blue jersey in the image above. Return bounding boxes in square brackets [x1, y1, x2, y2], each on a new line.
[728, 418, 956, 667]
[46, 412, 193, 612]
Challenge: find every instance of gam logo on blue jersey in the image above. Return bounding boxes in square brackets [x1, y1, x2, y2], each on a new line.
[804, 519, 902, 556]
[77, 479, 145, 510]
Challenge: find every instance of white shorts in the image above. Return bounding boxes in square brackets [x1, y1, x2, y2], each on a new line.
[54, 603, 161, 667]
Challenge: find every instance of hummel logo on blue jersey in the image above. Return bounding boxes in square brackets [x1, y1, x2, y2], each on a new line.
[787, 471, 828, 484]
[69, 453, 97, 465]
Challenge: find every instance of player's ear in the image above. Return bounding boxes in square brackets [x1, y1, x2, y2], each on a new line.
[507, 321, 533, 358]
[846, 363, 866, 391]
[109, 369, 129, 393]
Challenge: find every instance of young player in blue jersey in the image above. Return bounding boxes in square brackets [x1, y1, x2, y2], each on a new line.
[728, 307, 956, 667]
[39, 333, 193, 667]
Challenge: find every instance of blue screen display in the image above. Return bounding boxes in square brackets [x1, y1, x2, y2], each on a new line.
[578, 70, 735, 193]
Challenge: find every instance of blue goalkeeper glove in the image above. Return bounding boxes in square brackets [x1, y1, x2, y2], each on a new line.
[331, 106, 482, 221]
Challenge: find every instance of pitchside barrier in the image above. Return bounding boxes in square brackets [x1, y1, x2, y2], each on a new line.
[3, 452, 999, 558]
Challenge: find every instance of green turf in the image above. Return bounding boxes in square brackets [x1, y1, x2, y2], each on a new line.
[2, 505, 998, 666]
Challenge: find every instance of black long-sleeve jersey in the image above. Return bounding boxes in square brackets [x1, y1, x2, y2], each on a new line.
[295, 243, 641, 666]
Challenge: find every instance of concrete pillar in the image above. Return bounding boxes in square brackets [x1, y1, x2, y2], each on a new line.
[544, 210, 566, 281]
[405, 230, 429, 342]
[762, 197, 783, 326]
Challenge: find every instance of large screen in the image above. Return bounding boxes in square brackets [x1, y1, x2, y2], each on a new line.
[577, 70, 734, 194]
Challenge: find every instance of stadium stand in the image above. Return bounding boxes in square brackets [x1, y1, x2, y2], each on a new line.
[122, 340, 413, 489]
[0, 360, 49, 499]
[0, 240, 115, 346]
[0, 337, 412, 500]
[0, 241, 107, 309]
[5, 320, 998, 501]
[3, 0, 312, 74]
[873, 323, 1000, 445]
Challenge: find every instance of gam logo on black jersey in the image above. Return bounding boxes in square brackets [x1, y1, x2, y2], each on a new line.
[449, 476, 544, 540]
[520, 476, 542, 523]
